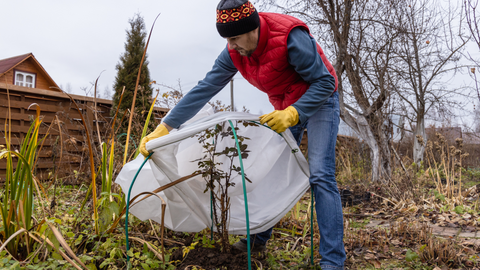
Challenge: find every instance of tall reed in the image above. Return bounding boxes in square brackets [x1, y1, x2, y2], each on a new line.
[0, 103, 41, 259]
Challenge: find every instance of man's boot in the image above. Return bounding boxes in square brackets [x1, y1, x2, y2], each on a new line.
[232, 239, 266, 253]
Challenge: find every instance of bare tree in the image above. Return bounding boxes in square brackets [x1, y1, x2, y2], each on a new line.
[59, 83, 73, 93]
[465, 0, 480, 51]
[464, 0, 480, 103]
[259, 0, 400, 181]
[155, 80, 185, 110]
[103, 85, 112, 100]
[391, 0, 468, 164]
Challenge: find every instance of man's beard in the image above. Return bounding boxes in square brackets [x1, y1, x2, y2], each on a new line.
[237, 48, 254, 57]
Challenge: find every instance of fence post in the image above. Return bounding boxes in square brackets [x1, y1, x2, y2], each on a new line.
[85, 101, 95, 145]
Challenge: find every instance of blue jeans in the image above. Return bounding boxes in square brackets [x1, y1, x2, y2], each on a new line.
[246, 92, 346, 269]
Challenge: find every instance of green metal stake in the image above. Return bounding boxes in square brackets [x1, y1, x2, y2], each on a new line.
[126, 153, 153, 269]
[228, 120, 252, 270]
[211, 131, 216, 241]
[311, 187, 314, 265]
[210, 191, 214, 240]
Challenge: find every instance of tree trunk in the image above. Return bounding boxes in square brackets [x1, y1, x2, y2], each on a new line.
[413, 116, 426, 164]
[340, 102, 391, 182]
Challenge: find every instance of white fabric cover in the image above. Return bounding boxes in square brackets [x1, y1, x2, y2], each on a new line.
[115, 108, 310, 234]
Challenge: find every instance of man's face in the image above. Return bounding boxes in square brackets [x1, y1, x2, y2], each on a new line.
[226, 27, 259, 57]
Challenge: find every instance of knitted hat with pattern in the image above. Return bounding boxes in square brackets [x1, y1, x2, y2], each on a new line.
[216, 0, 260, 37]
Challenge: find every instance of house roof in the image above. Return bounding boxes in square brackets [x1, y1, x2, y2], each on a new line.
[0, 53, 60, 90]
[0, 53, 32, 74]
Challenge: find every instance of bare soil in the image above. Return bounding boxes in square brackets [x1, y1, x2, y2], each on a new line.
[173, 246, 263, 270]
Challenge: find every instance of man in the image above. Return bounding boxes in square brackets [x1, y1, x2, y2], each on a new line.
[139, 0, 346, 268]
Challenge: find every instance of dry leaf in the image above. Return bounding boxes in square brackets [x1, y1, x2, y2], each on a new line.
[391, 239, 402, 246]
[353, 247, 364, 256]
[451, 217, 462, 223]
[377, 253, 389, 259]
[462, 240, 477, 246]
[370, 259, 381, 268]
[462, 246, 475, 254]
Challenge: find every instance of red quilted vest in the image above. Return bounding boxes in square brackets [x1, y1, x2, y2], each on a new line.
[229, 13, 338, 110]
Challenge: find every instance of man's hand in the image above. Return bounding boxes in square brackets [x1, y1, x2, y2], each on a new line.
[139, 123, 170, 157]
[259, 106, 299, 133]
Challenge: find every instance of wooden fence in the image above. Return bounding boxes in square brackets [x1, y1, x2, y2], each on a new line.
[0, 83, 363, 184]
[0, 83, 168, 183]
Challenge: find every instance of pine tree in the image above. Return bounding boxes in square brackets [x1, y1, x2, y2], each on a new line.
[112, 13, 153, 133]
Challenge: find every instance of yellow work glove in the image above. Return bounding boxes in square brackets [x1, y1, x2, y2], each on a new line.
[139, 124, 169, 157]
[259, 106, 299, 133]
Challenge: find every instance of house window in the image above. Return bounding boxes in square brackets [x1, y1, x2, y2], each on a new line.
[14, 71, 35, 88]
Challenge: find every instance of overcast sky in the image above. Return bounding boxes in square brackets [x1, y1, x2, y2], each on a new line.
[0, 0, 274, 115]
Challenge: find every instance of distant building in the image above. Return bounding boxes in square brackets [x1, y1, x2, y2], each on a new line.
[337, 114, 404, 142]
[463, 132, 480, 145]
[425, 126, 463, 143]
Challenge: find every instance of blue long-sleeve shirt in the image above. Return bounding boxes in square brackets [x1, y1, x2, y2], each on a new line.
[163, 27, 335, 129]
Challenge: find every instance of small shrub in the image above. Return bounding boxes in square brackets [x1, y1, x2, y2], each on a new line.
[419, 238, 460, 267]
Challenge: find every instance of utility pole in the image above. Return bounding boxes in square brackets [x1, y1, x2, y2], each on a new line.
[230, 79, 235, 111]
